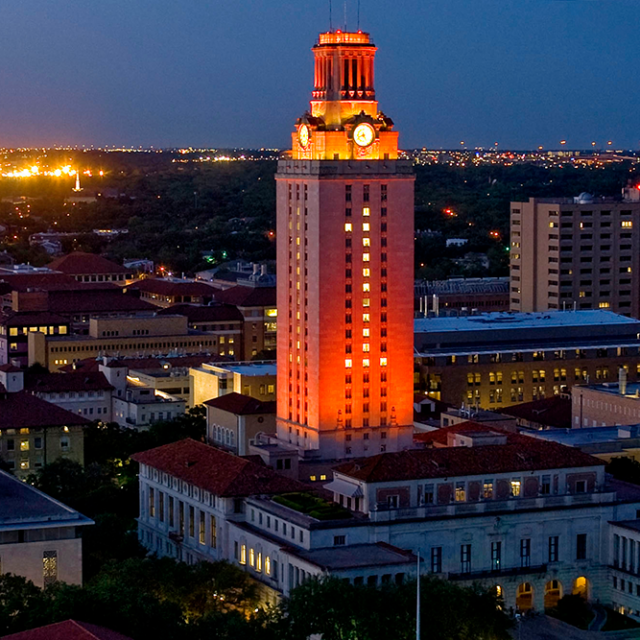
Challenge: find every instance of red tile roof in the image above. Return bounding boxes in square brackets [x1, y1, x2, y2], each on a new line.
[213, 285, 276, 308]
[0, 391, 91, 429]
[2, 619, 133, 640]
[499, 396, 572, 429]
[0, 273, 117, 293]
[127, 279, 215, 297]
[48, 252, 130, 275]
[334, 437, 603, 483]
[47, 290, 157, 314]
[157, 303, 243, 323]
[413, 422, 508, 446]
[204, 392, 276, 415]
[132, 439, 303, 497]
[24, 371, 113, 394]
[0, 311, 69, 327]
[0, 364, 20, 373]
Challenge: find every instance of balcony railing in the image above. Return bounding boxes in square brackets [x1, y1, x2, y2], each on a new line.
[448, 563, 548, 581]
[369, 490, 615, 522]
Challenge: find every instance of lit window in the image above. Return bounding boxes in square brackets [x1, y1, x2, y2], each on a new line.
[622, 221, 633, 228]
[20, 460, 29, 470]
[363, 298, 370, 307]
[345, 359, 353, 368]
[363, 207, 370, 216]
[58, 326, 67, 335]
[249, 548, 255, 567]
[363, 328, 370, 337]
[363, 283, 370, 292]
[320, 474, 327, 480]
[265, 556, 271, 575]
[240, 545, 247, 564]
[363, 253, 370, 262]
[363, 222, 370, 231]
[511, 480, 521, 497]
[363, 313, 370, 323]
[363, 238, 371, 247]
[363, 343, 370, 352]
[380, 357, 388, 367]
[363, 359, 370, 368]
[256, 552, 262, 572]
[599, 302, 610, 309]
[20, 440, 29, 451]
[345, 223, 352, 232]
[9, 328, 17, 337]
[363, 268, 370, 277]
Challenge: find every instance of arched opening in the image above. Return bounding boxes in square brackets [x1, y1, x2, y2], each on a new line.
[544, 579, 563, 609]
[516, 582, 534, 611]
[493, 585, 504, 610]
[573, 576, 588, 599]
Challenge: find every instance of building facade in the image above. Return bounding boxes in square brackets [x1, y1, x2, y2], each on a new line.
[134, 431, 640, 612]
[275, 29, 415, 459]
[510, 195, 640, 318]
[0, 469, 93, 588]
[415, 310, 640, 410]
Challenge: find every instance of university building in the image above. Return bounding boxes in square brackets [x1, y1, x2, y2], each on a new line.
[134, 427, 640, 612]
[415, 310, 640, 409]
[275, 28, 414, 460]
[510, 192, 640, 318]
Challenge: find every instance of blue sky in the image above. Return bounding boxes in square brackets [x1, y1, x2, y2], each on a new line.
[0, 0, 638, 149]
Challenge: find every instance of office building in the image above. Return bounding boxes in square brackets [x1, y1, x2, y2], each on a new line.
[275, 28, 414, 459]
[510, 193, 640, 317]
[415, 310, 640, 409]
[571, 378, 640, 428]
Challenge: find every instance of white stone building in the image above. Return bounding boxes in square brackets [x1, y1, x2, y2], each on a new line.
[133, 426, 640, 612]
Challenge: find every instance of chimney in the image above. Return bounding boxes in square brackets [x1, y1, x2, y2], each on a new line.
[253, 263, 259, 275]
[619, 367, 628, 395]
[261, 264, 267, 276]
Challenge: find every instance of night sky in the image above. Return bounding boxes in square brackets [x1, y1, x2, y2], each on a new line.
[1, 0, 638, 149]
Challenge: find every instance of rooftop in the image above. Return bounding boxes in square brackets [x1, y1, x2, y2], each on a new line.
[0, 311, 69, 327]
[499, 396, 572, 429]
[131, 439, 304, 498]
[204, 392, 276, 415]
[0, 391, 91, 429]
[24, 371, 114, 394]
[48, 252, 130, 275]
[205, 361, 277, 377]
[334, 437, 603, 483]
[213, 285, 276, 308]
[127, 278, 215, 297]
[414, 310, 638, 334]
[525, 425, 640, 448]
[157, 303, 243, 323]
[48, 290, 157, 314]
[2, 620, 132, 640]
[288, 542, 416, 571]
[610, 519, 640, 534]
[581, 381, 640, 400]
[420, 277, 509, 296]
[0, 469, 93, 530]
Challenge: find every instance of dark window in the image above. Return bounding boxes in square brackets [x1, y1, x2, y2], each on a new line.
[431, 547, 442, 573]
[549, 536, 559, 562]
[576, 534, 587, 560]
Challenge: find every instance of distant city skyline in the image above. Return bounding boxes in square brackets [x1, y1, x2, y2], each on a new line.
[1, 0, 640, 149]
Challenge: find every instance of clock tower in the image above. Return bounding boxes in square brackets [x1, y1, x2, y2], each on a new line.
[276, 29, 415, 460]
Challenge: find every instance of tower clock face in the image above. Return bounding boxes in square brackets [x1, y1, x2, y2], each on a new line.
[353, 123, 375, 147]
[298, 124, 310, 148]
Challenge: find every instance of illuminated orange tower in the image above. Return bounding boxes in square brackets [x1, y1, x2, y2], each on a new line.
[276, 30, 415, 459]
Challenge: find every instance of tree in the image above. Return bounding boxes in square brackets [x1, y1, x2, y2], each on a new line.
[0, 574, 49, 636]
[278, 575, 511, 640]
[606, 456, 640, 485]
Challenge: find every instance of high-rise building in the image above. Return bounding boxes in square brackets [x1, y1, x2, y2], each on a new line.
[510, 192, 640, 317]
[275, 30, 415, 459]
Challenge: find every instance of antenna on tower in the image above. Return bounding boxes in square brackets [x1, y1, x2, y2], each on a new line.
[344, 0, 347, 30]
[357, 0, 361, 29]
[329, 0, 333, 30]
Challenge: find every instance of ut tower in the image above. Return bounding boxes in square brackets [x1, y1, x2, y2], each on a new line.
[276, 29, 414, 459]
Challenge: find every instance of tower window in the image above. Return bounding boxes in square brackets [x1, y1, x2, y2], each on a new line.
[363, 185, 370, 202]
[345, 186, 352, 202]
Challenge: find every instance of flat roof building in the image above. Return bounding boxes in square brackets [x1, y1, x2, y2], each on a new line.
[415, 310, 640, 410]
